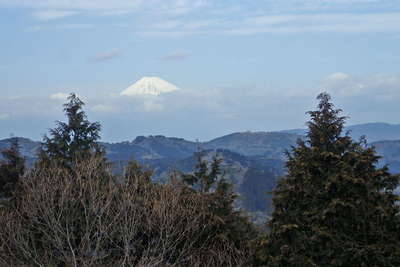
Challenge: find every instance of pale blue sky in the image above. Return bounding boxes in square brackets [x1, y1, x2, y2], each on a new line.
[0, 0, 400, 142]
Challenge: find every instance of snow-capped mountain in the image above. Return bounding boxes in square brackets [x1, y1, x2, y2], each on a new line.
[121, 77, 180, 96]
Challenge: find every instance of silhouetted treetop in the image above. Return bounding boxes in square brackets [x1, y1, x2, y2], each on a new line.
[39, 93, 104, 168]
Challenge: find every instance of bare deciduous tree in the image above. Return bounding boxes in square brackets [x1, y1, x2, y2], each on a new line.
[0, 157, 250, 266]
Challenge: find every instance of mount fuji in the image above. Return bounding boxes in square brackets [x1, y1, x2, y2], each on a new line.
[121, 77, 180, 96]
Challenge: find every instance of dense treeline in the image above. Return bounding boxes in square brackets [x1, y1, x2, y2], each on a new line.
[0, 93, 399, 266]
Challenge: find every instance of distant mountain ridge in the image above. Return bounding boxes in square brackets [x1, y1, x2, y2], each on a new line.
[2, 122, 400, 215]
[281, 122, 400, 143]
[204, 132, 299, 159]
[371, 140, 400, 174]
[2, 122, 400, 165]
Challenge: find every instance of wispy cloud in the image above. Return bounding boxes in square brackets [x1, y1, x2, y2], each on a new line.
[0, 0, 142, 10]
[49, 93, 69, 100]
[0, 0, 395, 11]
[134, 12, 400, 37]
[142, 100, 164, 112]
[56, 24, 93, 30]
[321, 72, 400, 99]
[89, 49, 121, 62]
[5, 0, 400, 36]
[0, 113, 10, 120]
[91, 104, 116, 113]
[160, 51, 190, 61]
[32, 10, 78, 21]
[0, 0, 208, 14]
[226, 13, 400, 35]
[28, 24, 93, 32]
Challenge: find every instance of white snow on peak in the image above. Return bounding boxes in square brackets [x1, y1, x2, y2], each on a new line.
[121, 77, 180, 96]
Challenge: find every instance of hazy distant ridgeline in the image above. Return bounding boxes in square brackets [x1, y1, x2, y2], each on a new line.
[281, 122, 400, 143]
[2, 122, 400, 166]
[1, 122, 400, 214]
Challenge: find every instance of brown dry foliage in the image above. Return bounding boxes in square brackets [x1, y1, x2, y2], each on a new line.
[0, 157, 250, 266]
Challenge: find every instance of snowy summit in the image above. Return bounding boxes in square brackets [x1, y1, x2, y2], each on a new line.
[121, 77, 180, 96]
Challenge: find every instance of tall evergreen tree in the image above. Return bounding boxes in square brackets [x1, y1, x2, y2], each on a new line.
[38, 93, 105, 168]
[180, 151, 258, 263]
[181, 151, 223, 194]
[262, 93, 400, 266]
[0, 138, 25, 198]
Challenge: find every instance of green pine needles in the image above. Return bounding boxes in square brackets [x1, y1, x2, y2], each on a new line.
[0, 138, 25, 198]
[38, 93, 105, 169]
[262, 93, 400, 266]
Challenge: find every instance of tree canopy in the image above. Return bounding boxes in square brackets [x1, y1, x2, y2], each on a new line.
[262, 93, 400, 266]
[0, 138, 25, 198]
[38, 93, 104, 168]
[179, 152, 258, 263]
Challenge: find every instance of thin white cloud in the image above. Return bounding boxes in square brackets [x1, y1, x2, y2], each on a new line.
[0, 113, 10, 120]
[3, 0, 399, 36]
[0, 0, 394, 11]
[56, 24, 93, 30]
[160, 51, 190, 61]
[50, 93, 69, 100]
[0, 0, 208, 14]
[135, 12, 400, 37]
[97, 10, 133, 16]
[90, 49, 121, 62]
[183, 19, 222, 30]
[91, 104, 116, 113]
[326, 72, 350, 81]
[142, 100, 164, 112]
[28, 24, 93, 32]
[224, 13, 400, 35]
[0, 0, 143, 10]
[322, 73, 400, 98]
[152, 20, 183, 30]
[32, 10, 78, 21]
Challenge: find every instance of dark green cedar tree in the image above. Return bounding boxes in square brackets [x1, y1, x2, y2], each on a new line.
[262, 93, 400, 267]
[181, 151, 258, 264]
[182, 151, 224, 194]
[0, 138, 25, 198]
[38, 93, 105, 169]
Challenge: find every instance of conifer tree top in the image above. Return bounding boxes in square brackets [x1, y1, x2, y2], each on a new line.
[306, 92, 347, 150]
[39, 93, 104, 167]
[263, 92, 400, 267]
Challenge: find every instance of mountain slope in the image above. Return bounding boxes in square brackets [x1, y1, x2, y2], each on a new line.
[103, 135, 198, 163]
[2, 122, 400, 215]
[0, 137, 39, 165]
[281, 122, 400, 143]
[204, 132, 300, 159]
[371, 140, 400, 174]
[144, 149, 284, 213]
[346, 123, 400, 142]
